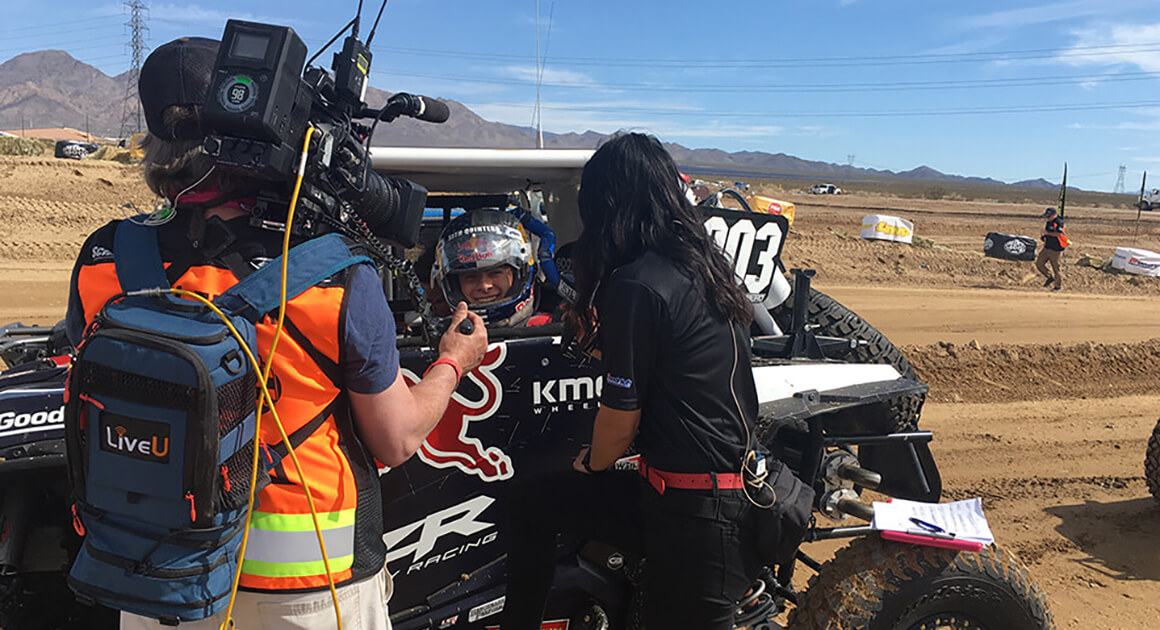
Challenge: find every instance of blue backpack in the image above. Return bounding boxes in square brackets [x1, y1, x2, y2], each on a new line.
[64, 219, 371, 624]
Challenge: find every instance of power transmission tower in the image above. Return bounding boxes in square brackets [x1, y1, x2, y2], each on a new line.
[1113, 165, 1126, 194]
[118, 0, 149, 139]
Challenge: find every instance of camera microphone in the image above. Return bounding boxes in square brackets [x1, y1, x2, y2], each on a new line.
[373, 93, 450, 124]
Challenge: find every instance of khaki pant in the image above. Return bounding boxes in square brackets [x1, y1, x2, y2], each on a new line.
[1035, 248, 1062, 288]
[120, 564, 393, 630]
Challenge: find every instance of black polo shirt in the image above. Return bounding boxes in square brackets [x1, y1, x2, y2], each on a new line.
[1043, 217, 1065, 251]
[597, 249, 756, 474]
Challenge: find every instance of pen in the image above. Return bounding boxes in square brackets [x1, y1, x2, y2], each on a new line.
[905, 528, 957, 540]
[909, 517, 948, 534]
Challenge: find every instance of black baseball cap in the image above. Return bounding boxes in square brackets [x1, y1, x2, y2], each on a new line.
[138, 37, 220, 141]
[1040, 207, 1058, 218]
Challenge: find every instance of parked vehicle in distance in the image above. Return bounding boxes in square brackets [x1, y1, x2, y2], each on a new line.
[1138, 188, 1159, 212]
[809, 183, 843, 195]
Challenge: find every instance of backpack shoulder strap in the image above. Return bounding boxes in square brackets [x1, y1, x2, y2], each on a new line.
[113, 218, 170, 291]
[215, 233, 374, 323]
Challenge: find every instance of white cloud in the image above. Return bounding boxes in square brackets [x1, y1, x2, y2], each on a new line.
[1059, 23, 1160, 74]
[1062, 108, 1160, 131]
[467, 100, 783, 140]
[961, 1, 1121, 29]
[146, 3, 297, 27]
[89, 3, 123, 18]
[370, 75, 511, 99]
[502, 65, 603, 87]
[920, 36, 1006, 57]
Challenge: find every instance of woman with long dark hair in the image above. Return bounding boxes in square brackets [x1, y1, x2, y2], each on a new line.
[502, 133, 763, 629]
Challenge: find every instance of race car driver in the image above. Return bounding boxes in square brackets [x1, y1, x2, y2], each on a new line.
[432, 209, 551, 327]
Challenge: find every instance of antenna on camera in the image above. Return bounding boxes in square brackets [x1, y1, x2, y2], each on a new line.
[366, 0, 390, 46]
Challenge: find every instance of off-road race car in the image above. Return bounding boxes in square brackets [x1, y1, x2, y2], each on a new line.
[0, 148, 1053, 630]
[1138, 188, 1159, 212]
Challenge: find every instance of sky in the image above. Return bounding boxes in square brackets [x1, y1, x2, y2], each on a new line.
[3, 0, 1160, 190]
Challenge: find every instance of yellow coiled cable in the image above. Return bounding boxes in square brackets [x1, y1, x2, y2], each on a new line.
[192, 125, 344, 630]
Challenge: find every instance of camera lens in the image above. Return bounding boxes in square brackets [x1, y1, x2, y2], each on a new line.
[346, 170, 426, 248]
[354, 169, 396, 233]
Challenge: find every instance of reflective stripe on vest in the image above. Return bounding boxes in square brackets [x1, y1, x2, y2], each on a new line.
[242, 508, 356, 578]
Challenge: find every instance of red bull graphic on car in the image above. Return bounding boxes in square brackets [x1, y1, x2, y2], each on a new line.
[401, 344, 513, 482]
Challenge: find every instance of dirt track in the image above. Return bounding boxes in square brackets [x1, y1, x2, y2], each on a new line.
[3, 156, 1160, 628]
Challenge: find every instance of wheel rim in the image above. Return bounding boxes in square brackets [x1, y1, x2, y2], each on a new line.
[905, 612, 986, 630]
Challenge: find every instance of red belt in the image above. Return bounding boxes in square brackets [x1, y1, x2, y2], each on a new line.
[637, 458, 744, 495]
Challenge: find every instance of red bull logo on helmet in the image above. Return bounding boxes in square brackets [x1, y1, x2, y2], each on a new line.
[457, 236, 494, 265]
[401, 344, 513, 482]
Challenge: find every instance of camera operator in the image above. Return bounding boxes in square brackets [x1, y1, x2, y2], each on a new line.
[64, 36, 487, 630]
[501, 133, 764, 629]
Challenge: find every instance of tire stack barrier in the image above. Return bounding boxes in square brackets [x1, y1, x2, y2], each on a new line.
[860, 214, 913, 244]
[1111, 247, 1160, 276]
[983, 232, 1036, 261]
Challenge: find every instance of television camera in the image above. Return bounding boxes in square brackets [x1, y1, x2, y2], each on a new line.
[201, 18, 449, 249]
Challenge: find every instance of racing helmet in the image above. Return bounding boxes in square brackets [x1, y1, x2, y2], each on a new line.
[434, 209, 536, 327]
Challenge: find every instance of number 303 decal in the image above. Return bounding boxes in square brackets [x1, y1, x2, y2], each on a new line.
[701, 211, 787, 300]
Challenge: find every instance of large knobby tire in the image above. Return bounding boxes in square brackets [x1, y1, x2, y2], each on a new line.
[1146, 417, 1160, 504]
[770, 288, 924, 433]
[789, 537, 1054, 630]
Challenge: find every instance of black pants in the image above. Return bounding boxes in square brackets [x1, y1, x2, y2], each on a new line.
[501, 470, 761, 630]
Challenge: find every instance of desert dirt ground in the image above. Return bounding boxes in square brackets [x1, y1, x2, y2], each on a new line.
[2, 155, 1160, 628]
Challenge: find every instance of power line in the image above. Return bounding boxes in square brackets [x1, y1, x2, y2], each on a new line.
[4, 15, 123, 33]
[374, 68, 1158, 94]
[372, 41, 1160, 69]
[118, 0, 149, 138]
[3, 22, 132, 44]
[474, 99, 1160, 119]
[0, 40, 128, 60]
[1114, 165, 1127, 194]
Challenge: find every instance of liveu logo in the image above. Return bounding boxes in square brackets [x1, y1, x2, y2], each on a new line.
[99, 414, 172, 463]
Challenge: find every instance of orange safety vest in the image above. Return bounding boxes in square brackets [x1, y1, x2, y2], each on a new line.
[70, 219, 385, 592]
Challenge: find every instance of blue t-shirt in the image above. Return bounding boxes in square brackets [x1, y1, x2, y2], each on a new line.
[343, 264, 399, 394]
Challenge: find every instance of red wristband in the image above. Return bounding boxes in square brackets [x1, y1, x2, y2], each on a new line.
[424, 357, 462, 383]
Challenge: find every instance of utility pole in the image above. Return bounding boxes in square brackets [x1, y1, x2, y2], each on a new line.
[1113, 165, 1126, 194]
[534, 0, 543, 148]
[118, 0, 149, 139]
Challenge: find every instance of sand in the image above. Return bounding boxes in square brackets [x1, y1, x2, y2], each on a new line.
[2, 155, 1159, 628]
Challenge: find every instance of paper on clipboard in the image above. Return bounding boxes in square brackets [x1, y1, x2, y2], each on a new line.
[871, 498, 995, 545]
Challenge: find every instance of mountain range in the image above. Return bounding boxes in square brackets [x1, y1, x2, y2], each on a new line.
[0, 49, 1058, 189]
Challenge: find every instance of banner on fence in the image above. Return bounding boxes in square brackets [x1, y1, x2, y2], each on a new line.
[1111, 247, 1160, 277]
[861, 214, 914, 244]
[983, 232, 1037, 261]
